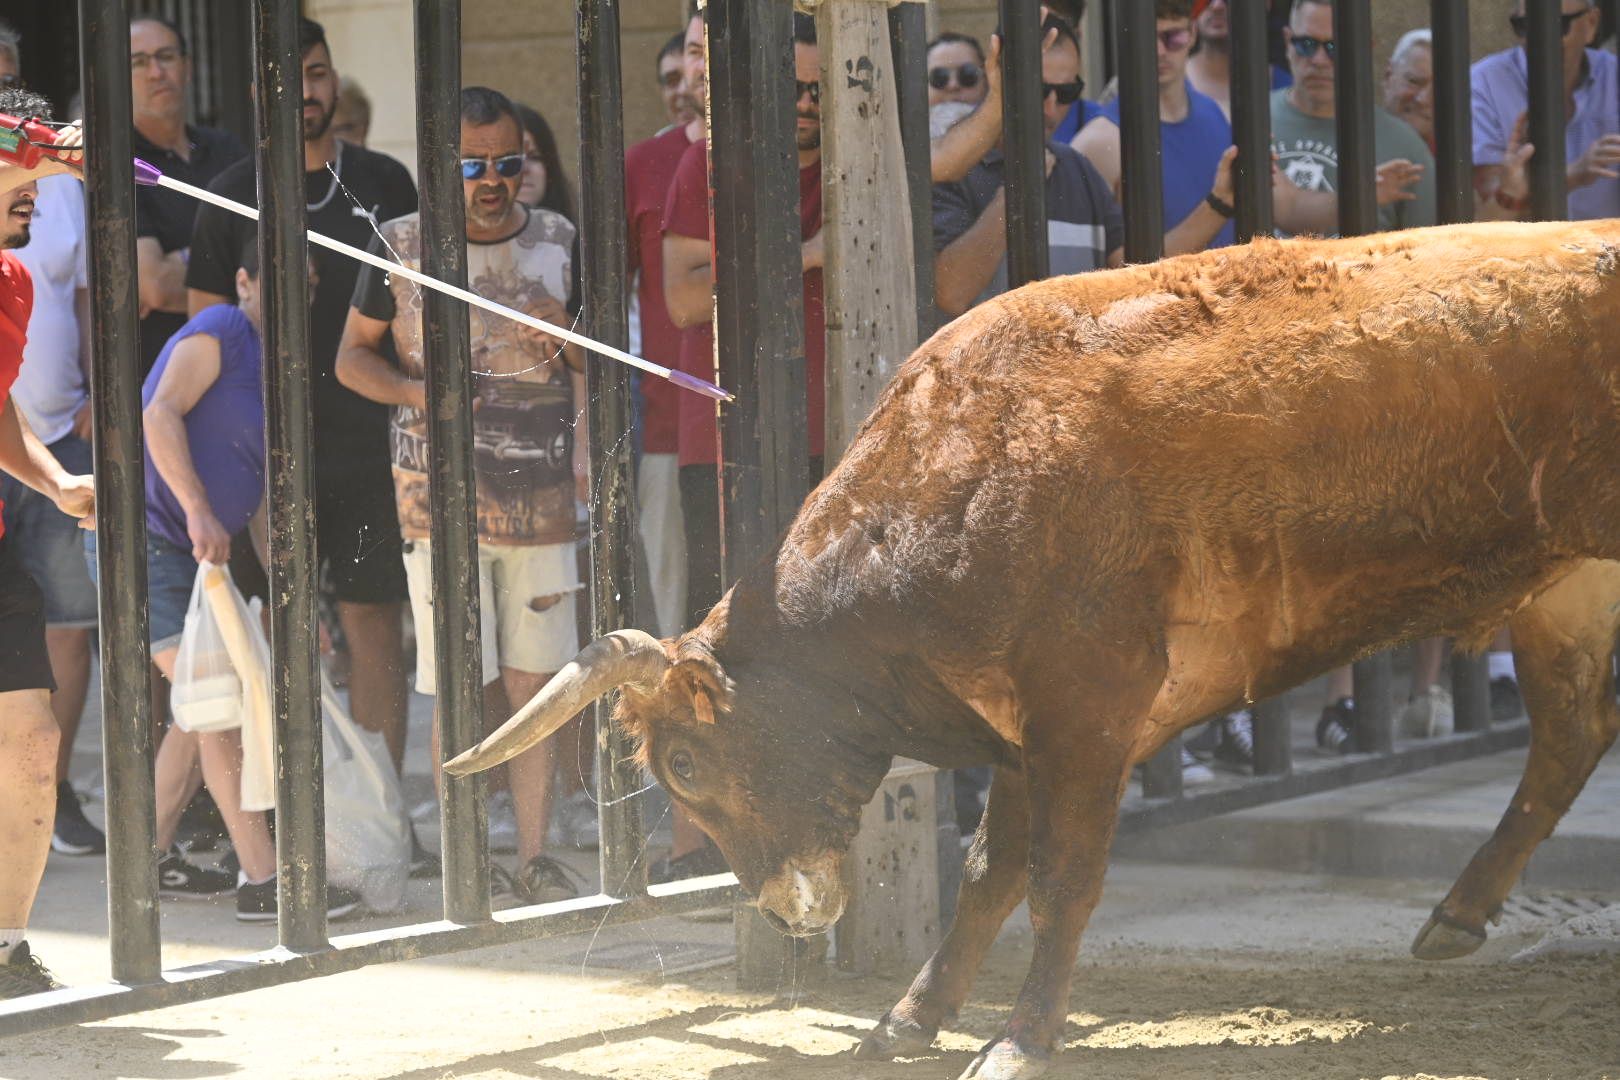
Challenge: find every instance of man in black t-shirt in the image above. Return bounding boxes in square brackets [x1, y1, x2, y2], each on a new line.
[185, 17, 419, 793]
[129, 14, 246, 376]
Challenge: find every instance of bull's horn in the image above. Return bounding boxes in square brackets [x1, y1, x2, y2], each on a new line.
[442, 629, 669, 777]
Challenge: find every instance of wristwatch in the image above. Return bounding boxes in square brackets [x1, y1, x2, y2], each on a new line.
[1205, 191, 1236, 218]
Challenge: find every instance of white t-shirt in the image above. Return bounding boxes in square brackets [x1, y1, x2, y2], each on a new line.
[13, 175, 89, 444]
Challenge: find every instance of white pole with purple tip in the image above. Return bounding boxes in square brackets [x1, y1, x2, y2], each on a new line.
[132, 157, 733, 402]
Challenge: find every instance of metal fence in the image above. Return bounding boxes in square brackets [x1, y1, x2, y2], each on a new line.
[0, 0, 1584, 1036]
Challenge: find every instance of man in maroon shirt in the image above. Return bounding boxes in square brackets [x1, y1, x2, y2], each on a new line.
[625, 9, 706, 640]
[655, 9, 827, 881]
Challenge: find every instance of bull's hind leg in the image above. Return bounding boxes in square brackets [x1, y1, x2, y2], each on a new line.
[1412, 559, 1620, 960]
[855, 764, 1030, 1060]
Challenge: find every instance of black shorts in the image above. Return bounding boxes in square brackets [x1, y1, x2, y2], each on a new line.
[0, 536, 56, 693]
[316, 460, 407, 605]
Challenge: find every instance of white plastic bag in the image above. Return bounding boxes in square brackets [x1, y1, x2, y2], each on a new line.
[321, 674, 411, 913]
[206, 576, 277, 811]
[171, 562, 243, 734]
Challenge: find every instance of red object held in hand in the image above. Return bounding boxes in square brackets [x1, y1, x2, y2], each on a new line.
[0, 113, 64, 169]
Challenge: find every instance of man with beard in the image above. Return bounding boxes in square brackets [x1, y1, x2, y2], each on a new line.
[0, 87, 95, 998]
[337, 86, 589, 907]
[129, 14, 245, 378]
[185, 17, 419, 846]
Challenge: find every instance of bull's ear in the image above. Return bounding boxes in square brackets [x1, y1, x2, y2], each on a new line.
[881, 655, 1018, 770]
[668, 637, 735, 721]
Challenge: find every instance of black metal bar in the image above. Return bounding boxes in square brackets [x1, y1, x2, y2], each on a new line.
[0, 876, 743, 1036]
[1452, 653, 1492, 733]
[413, 0, 490, 924]
[79, 0, 160, 986]
[251, 0, 325, 955]
[890, 2, 936, 339]
[1000, 0, 1048, 286]
[1251, 697, 1292, 776]
[577, 0, 646, 899]
[1140, 737, 1184, 799]
[1352, 654, 1394, 755]
[1120, 722, 1529, 834]
[708, 0, 807, 565]
[1230, 0, 1274, 241]
[1525, 0, 1567, 221]
[1430, 0, 1473, 225]
[1117, 0, 1164, 261]
[1332, 0, 1377, 236]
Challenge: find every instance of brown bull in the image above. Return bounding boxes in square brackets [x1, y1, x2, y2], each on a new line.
[447, 220, 1620, 1079]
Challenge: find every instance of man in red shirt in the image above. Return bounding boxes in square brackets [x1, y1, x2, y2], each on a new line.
[625, 8, 706, 640]
[663, 8, 827, 627]
[0, 89, 95, 998]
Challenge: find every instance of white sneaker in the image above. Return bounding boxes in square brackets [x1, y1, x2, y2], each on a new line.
[488, 790, 518, 853]
[546, 790, 600, 851]
[1180, 746, 1215, 785]
[1400, 684, 1456, 739]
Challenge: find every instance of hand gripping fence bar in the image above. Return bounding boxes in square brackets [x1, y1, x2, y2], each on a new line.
[131, 158, 733, 402]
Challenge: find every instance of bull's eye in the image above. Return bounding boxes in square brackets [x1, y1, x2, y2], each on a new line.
[670, 750, 695, 783]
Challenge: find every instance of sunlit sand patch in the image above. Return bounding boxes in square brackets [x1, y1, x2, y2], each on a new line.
[542, 1035, 767, 1077]
[1074, 1006, 1382, 1049]
[690, 1007, 866, 1056]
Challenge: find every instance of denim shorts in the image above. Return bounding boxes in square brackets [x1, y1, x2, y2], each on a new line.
[0, 434, 99, 628]
[85, 529, 199, 654]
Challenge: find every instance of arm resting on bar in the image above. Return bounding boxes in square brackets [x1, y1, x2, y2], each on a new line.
[662, 232, 713, 330]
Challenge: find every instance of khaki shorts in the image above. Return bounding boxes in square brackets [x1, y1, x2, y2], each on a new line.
[402, 539, 581, 695]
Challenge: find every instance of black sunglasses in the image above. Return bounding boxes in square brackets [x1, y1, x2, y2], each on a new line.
[795, 79, 820, 105]
[1509, 7, 1592, 38]
[459, 154, 525, 181]
[1041, 77, 1085, 106]
[1289, 35, 1337, 60]
[928, 63, 983, 91]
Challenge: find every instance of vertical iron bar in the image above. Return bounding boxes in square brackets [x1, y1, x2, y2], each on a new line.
[1230, 0, 1274, 240]
[252, 0, 326, 955]
[79, 0, 161, 985]
[1331, 0, 1377, 236]
[414, 0, 490, 924]
[1430, 0, 1473, 225]
[1118, 0, 1164, 261]
[890, 2, 936, 339]
[1352, 655, 1394, 754]
[1525, 0, 1567, 221]
[577, 0, 645, 898]
[1452, 654, 1492, 733]
[1000, 0, 1048, 286]
[708, 0, 807, 565]
[1251, 696, 1292, 776]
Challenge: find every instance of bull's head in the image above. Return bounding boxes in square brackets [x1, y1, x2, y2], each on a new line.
[441, 588, 1013, 937]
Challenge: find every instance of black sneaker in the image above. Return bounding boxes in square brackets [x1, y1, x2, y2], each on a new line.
[51, 781, 106, 855]
[0, 942, 61, 999]
[1215, 710, 1255, 769]
[236, 877, 363, 924]
[1490, 676, 1524, 723]
[648, 843, 730, 885]
[516, 854, 587, 904]
[1316, 697, 1356, 754]
[158, 845, 235, 898]
[175, 790, 228, 854]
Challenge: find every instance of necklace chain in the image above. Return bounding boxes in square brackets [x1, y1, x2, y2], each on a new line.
[307, 143, 342, 213]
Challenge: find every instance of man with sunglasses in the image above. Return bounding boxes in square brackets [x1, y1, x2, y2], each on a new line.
[932, 14, 1123, 317]
[1073, 0, 1240, 256]
[1473, 1, 1620, 221]
[928, 33, 989, 111]
[185, 18, 420, 825]
[1270, 0, 1434, 237]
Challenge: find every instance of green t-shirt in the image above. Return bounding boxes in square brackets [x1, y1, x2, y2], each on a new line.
[1269, 87, 1437, 235]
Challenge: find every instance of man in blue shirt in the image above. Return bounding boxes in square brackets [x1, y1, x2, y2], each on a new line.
[1072, 0, 1241, 255]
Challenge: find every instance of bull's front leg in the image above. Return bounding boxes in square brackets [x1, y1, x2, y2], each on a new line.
[856, 764, 1030, 1060]
[959, 701, 1138, 1079]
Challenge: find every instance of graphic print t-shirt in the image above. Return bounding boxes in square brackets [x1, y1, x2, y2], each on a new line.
[351, 208, 579, 547]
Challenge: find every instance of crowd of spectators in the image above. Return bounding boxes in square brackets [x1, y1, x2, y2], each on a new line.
[0, 0, 1612, 996]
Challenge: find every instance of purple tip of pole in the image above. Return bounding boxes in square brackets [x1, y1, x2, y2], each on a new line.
[132, 158, 163, 187]
[668, 369, 735, 402]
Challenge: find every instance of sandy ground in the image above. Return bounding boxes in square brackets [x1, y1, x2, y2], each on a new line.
[4, 861, 1615, 1080]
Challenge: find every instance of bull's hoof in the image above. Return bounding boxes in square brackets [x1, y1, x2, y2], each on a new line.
[957, 1037, 1052, 1080]
[1411, 907, 1489, 960]
[853, 1009, 938, 1060]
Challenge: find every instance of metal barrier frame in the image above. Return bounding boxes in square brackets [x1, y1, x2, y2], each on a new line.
[0, 0, 1574, 1036]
